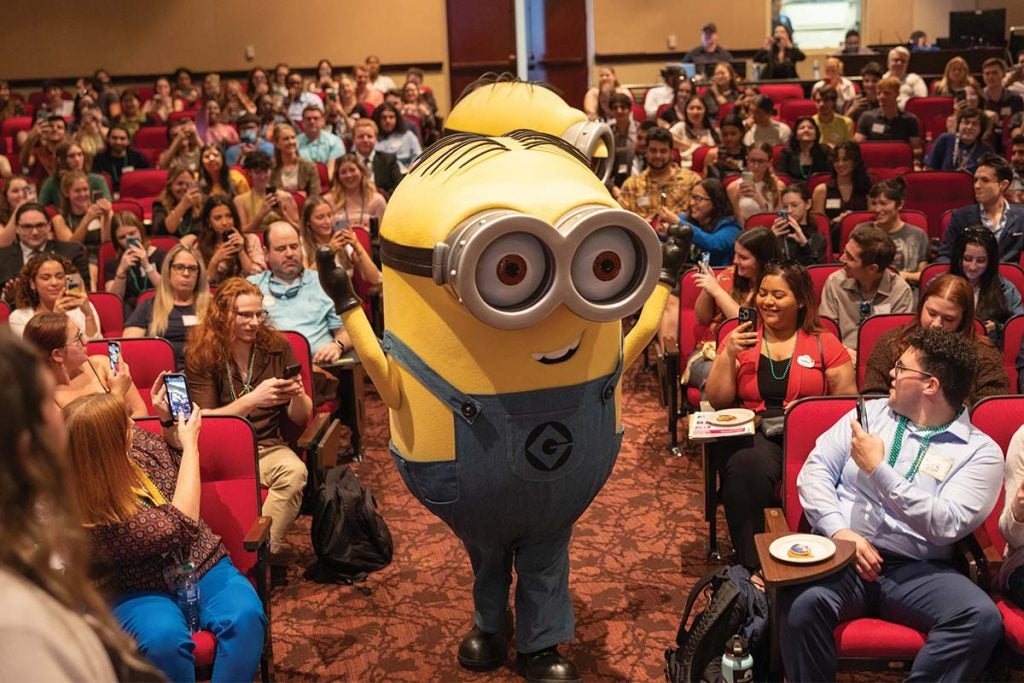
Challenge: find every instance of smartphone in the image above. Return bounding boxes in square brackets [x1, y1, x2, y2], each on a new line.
[856, 395, 870, 432]
[65, 273, 83, 293]
[741, 171, 755, 184]
[126, 236, 142, 249]
[185, 180, 197, 192]
[954, 89, 967, 102]
[700, 251, 712, 268]
[282, 363, 301, 379]
[265, 184, 276, 196]
[163, 373, 193, 422]
[333, 216, 349, 233]
[107, 341, 122, 373]
[777, 209, 789, 219]
[368, 216, 380, 237]
[91, 190, 104, 202]
[738, 306, 758, 326]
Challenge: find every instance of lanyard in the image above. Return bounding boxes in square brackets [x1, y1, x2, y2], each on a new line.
[225, 346, 257, 402]
[886, 411, 959, 482]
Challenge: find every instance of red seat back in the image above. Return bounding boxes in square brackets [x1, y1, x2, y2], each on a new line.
[87, 292, 126, 337]
[692, 145, 713, 176]
[1003, 314, 1024, 390]
[904, 97, 954, 140]
[969, 395, 1024, 558]
[1, 116, 33, 140]
[759, 84, 804, 103]
[121, 169, 169, 199]
[678, 266, 726, 357]
[315, 163, 329, 192]
[778, 99, 817, 127]
[631, 103, 645, 124]
[806, 263, 843, 303]
[859, 142, 913, 171]
[133, 125, 170, 151]
[903, 171, 974, 240]
[112, 199, 145, 221]
[0, 301, 9, 324]
[855, 314, 914, 387]
[716, 101, 735, 125]
[87, 337, 176, 414]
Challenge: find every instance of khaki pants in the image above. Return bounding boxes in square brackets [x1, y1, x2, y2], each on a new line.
[257, 444, 308, 553]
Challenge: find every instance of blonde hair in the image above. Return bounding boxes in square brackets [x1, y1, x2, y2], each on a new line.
[150, 244, 211, 337]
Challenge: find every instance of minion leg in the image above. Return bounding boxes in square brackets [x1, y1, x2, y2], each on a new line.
[511, 526, 575, 653]
[465, 540, 514, 635]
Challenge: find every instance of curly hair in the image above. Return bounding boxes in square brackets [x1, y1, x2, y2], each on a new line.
[12, 252, 74, 309]
[183, 277, 287, 374]
[903, 326, 978, 409]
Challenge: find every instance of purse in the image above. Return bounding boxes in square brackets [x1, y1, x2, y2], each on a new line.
[757, 334, 826, 438]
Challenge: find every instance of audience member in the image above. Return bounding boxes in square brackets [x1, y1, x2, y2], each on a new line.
[151, 165, 201, 238]
[309, 59, 341, 97]
[353, 65, 384, 109]
[862, 274, 1009, 402]
[373, 102, 422, 171]
[782, 326, 1002, 682]
[981, 58, 1024, 155]
[608, 93, 638, 186]
[271, 122, 321, 197]
[157, 117, 202, 172]
[399, 80, 441, 145]
[660, 177, 741, 266]
[820, 225, 915, 354]
[770, 0, 793, 37]
[185, 278, 312, 556]
[753, 24, 805, 80]
[947, 83, 998, 145]
[297, 105, 346, 168]
[999, 422, 1024, 608]
[198, 144, 249, 198]
[948, 227, 1023, 345]
[283, 72, 323, 127]
[300, 196, 383, 289]
[0, 176, 35, 242]
[328, 153, 387, 230]
[617, 127, 700, 226]
[1006, 50, 1024, 98]
[0, 203, 89, 294]
[0, 330, 157, 682]
[837, 28, 873, 56]
[37, 80, 73, 119]
[1009, 135, 1024, 203]
[629, 121, 658, 178]
[112, 90, 152, 140]
[235, 150, 300, 233]
[773, 182, 828, 264]
[172, 67, 200, 107]
[668, 95, 719, 168]
[199, 99, 239, 148]
[51, 170, 113, 270]
[728, 143, 785, 223]
[247, 67, 272, 103]
[104, 211, 166, 312]
[583, 66, 632, 122]
[365, 55, 397, 93]
[351, 119, 403, 197]
[933, 56, 979, 96]
[683, 23, 734, 68]
[91, 126, 150, 193]
[701, 62, 743, 121]
[925, 106, 993, 173]
[706, 261, 855, 568]
[644, 65, 684, 121]
[183, 196, 264, 285]
[72, 97, 109, 158]
[19, 115, 67, 186]
[225, 113, 275, 167]
[743, 95, 791, 147]
[141, 76, 183, 123]
[777, 117, 830, 180]
[123, 244, 210, 371]
[811, 58, 857, 113]
[883, 46, 927, 109]
[0, 79, 25, 121]
[939, 154, 1024, 263]
[37, 141, 111, 208]
[63, 391, 266, 681]
[811, 141, 871, 247]
[271, 63, 290, 103]
[703, 115, 747, 180]
[854, 76, 923, 168]
[857, 178, 928, 283]
[812, 85, 854, 147]
[845, 62, 884, 125]
[9, 252, 100, 339]
[221, 79, 257, 123]
[908, 30, 938, 52]
[655, 78, 695, 127]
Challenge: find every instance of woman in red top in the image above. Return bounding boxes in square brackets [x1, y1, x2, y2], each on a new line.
[706, 261, 856, 567]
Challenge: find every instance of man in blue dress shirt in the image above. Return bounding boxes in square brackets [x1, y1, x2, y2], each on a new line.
[780, 326, 1004, 682]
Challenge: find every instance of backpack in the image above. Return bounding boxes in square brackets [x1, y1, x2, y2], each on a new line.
[664, 565, 769, 683]
[304, 465, 393, 587]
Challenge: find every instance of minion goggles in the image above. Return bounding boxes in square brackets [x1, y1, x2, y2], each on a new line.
[381, 205, 661, 329]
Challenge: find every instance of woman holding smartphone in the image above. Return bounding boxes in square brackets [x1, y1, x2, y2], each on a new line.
[771, 182, 828, 265]
[37, 141, 110, 209]
[706, 262, 855, 568]
[328, 153, 386, 229]
[51, 170, 113, 282]
[300, 196, 382, 290]
[152, 165, 203, 238]
[727, 143, 785, 225]
[234, 150, 299, 233]
[8, 253, 101, 339]
[104, 212, 167, 313]
[182, 196, 264, 285]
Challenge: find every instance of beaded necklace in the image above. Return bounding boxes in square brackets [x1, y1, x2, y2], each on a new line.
[886, 409, 961, 482]
[763, 335, 793, 381]
[225, 345, 257, 401]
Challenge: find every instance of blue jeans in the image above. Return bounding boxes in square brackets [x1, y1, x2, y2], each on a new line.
[113, 557, 267, 682]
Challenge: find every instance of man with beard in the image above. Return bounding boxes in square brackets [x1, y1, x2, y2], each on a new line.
[91, 125, 150, 194]
[616, 126, 699, 229]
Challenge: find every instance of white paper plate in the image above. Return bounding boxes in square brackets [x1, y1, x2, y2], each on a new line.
[707, 408, 755, 426]
[768, 534, 837, 564]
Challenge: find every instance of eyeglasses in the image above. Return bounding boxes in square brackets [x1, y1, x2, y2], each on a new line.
[66, 330, 84, 347]
[690, 194, 711, 203]
[170, 263, 199, 274]
[17, 222, 49, 232]
[747, 157, 770, 165]
[234, 310, 269, 322]
[893, 361, 933, 379]
[610, 104, 630, 111]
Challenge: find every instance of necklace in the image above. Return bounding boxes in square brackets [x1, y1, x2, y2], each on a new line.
[763, 334, 793, 381]
[886, 410, 961, 481]
[225, 345, 257, 401]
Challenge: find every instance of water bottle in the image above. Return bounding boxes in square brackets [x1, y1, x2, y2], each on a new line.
[812, 59, 821, 80]
[175, 562, 201, 633]
[721, 635, 754, 683]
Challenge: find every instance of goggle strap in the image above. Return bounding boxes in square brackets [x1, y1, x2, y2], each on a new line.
[380, 236, 436, 279]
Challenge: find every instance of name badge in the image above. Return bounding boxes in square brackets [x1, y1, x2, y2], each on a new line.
[796, 354, 815, 368]
[919, 450, 953, 482]
[264, 293, 276, 307]
[825, 198, 842, 210]
[123, 166, 135, 173]
[874, 303, 892, 314]
[617, 164, 628, 174]
[181, 314, 198, 327]
[637, 196, 650, 208]
[870, 122, 886, 135]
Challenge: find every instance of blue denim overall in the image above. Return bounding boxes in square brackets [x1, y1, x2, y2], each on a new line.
[382, 331, 624, 653]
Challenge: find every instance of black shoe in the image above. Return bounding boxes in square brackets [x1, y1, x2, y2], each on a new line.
[515, 647, 581, 682]
[457, 627, 507, 671]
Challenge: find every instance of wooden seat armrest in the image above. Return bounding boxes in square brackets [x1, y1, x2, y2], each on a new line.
[297, 413, 332, 449]
[764, 507, 789, 535]
[662, 336, 679, 358]
[298, 416, 344, 469]
[243, 516, 272, 552]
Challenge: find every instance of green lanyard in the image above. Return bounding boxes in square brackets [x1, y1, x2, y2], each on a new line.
[886, 410, 960, 482]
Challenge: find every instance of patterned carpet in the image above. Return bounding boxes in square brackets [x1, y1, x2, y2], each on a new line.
[269, 361, 723, 682]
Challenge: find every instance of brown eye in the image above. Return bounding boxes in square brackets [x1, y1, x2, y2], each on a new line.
[593, 251, 621, 281]
[497, 255, 527, 286]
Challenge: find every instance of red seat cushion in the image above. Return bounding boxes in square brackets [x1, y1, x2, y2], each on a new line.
[995, 595, 1024, 654]
[834, 618, 926, 659]
[192, 629, 217, 667]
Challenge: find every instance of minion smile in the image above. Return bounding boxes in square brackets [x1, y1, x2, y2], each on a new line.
[532, 335, 582, 365]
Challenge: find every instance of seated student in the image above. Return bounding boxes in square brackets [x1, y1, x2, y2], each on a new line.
[607, 93, 638, 181]
[727, 143, 785, 224]
[925, 106, 993, 174]
[940, 155, 1024, 265]
[271, 122, 321, 197]
[300, 196, 382, 285]
[112, 90, 154, 140]
[582, 65, 632, 122]
[0, 176, 34, 247]
[0, 202, 91, 295]
[350, 119, 403, 198]
[946, 83, 999, 147]
[819, 225, 915, 358]
[104, 212, 166, 314]
[743, 95, 791, 148]
[776, 117, 831, 181]
[947, 227, 1024, 346]
[854, 76, 923, 169]
[297, 105, 345, 168]
[668, 95, 719, 169]
[811, 141, 871, 248]
[705, 261, 855, 568]
[151, 165, 203, 239]
[853, 178, 929, 284]
[617, 127, 700, 226]
[644, 65, 684, 121]
[123, 244, 211, 371]
[981, 58, 1024, 155]
[882, 46, 927, 109]
[198, 99, 239, 149]
[62, 392, 266, 682]
[861, 274, 1009, 403]
[328, 153, 388, 229]
[37, 141, 111, 209]
[234, 150, 300, 234]
[845, 61, 883, 126]
[812, 58, 857, 114]
[24, 310, 147, 418]
[182, 196, 265, 285]
[8, 252, 101, 339]
[771, 182, 828, 265]
[1000, 423, 1024, 609]
[90, 126, 150, 194]
[185, 278, 312, 557]
[780, 327, 1003, 683]
[225, 113, 276, 167]
[812, 85, 854, 147]
[752, 24, 805, 80]
[50, 170, 113, 277]
[933, 56, 979, 97]
[661, 177, 742, 267]
[703, 115, 747, 181]
[198, 144, 249, 199]
[142, 76, 184, 123]
[157, 117, 202, 173]
[373, 103, 422, 172]
[701, 61, 743, 122]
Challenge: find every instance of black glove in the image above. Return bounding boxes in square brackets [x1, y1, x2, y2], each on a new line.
[659, 223, 693, 288]
[316, 247, 362, 314]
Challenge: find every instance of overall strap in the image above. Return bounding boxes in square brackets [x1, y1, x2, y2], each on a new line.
[381, 330, 483, 424]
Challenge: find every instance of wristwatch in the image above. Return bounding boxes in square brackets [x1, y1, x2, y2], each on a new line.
[334, 339, 347, 354]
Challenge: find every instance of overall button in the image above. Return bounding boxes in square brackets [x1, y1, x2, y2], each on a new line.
[461, 402, 478, 419]
[603, 386, 614, 400]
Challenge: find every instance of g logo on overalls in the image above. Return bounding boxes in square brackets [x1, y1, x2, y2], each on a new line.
[525, 421, 575, 471]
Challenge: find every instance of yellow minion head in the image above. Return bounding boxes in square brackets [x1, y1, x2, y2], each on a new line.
[446, 74, 614, 184]
[379, 131, 660, 395]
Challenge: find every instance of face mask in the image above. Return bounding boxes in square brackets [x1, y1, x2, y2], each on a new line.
[240, 129, 257, 144]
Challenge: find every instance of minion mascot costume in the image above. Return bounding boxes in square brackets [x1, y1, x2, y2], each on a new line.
[318, 77, 690, 682]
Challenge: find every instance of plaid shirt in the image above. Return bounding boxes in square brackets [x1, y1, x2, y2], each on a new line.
[618, 165, 701, 223]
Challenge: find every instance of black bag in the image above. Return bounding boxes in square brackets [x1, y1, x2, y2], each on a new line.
[304, 465, 393, 586]
[665, 565, 769, 683]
